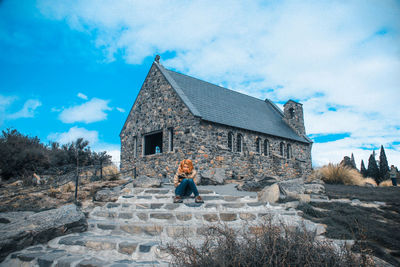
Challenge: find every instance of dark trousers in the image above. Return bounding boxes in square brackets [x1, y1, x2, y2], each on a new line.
[175, 179, 199, 197]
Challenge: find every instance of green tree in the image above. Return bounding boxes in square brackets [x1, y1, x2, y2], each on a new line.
[367, 151, 380, 183]
[360, 160, 368, 177]
[350, 153, 357, 170]
[379, 145, 390, 183]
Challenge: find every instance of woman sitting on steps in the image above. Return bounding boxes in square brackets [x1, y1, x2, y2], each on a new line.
[173, 159, 204, 203]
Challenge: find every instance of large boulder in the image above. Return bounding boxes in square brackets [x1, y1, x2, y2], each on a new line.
[237, 176, 279, 191]
[132, 175, 161, 188]
[257, 183, 280, 203]
[200, 168, 226, 185]
[0, 204, 87, 262]
[279, 178, 305, 195]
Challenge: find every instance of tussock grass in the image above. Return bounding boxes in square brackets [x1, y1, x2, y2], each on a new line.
[310, 164, 369, 186]
[379, 180, 393, 187]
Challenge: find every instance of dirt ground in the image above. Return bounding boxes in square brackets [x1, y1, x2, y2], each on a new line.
[0, 178, 129, 212]
[298, 184, 400, 266]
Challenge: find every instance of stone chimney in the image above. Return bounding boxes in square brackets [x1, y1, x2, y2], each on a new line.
[283, 100, 305, 136]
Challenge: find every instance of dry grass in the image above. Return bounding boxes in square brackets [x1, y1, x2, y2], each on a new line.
[102, 165, 120, 180]
[363, 178, 377, 186]
[48, 186, 61, 198]
[310, 164, 368, 186]
[165, 220, 374, 267]
[60, 181, 75, 193]
[379, 180, 393, 187]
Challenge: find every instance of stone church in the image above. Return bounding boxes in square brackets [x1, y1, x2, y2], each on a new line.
[120, 55, 312, 181]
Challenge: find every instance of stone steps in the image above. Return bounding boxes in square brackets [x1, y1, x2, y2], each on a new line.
[1, 184, 326, 267]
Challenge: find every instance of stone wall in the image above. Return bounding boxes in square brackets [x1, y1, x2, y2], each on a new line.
[121, 63, 312, 181]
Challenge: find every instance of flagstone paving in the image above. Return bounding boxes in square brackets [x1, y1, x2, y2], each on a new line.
[1, 184, 326, 267]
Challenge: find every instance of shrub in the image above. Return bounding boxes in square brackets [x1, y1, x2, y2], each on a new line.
[311, 164, 365, 185]
[165, 221, 374, 267]
[379, 180, 393, 187]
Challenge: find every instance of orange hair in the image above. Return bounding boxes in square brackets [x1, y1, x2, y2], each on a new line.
[178, 159, 194, 174]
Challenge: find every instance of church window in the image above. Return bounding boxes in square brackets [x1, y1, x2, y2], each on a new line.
[287, 144, 292, 159]
[144, 131, 163, 156]
[237, 134, 243, 153]
[264, 139, 269, 156]
[168, 128, 174, 152]
[228, 132, 233, 151]
[255, 138, 260, 153]
[289, 108, 295, 119]
[280, 142, 285, 157]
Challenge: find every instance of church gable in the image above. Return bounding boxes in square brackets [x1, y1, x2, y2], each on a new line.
[121, 63, 195, 137]
[120, 61, 198, 168]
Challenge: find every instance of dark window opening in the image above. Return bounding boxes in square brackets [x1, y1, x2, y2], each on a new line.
[287, 144, 292, 159]
[264, 139, 269, 156]
[280, 142, 285, 157]
[255, 138, 260, 153]
[144, 132, 163, 156]
[289, 108, 295, 119]
[237, 134, 242, 153]
[169, 128, 174, 152]
[228, 132, 233, 151]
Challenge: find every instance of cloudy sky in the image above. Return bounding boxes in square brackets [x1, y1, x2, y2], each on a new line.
[1, 0, 399, 167]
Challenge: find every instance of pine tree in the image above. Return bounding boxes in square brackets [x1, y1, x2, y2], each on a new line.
[379, 145, 390, 183]
[350, 153, 357, 170]
[360, 160, 368, 177]
[367, 151, 380, 183]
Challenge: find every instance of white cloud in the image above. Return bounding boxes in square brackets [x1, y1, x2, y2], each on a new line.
[59, 98, 112, 123]
[77, 92, 88, 100]
[0, 95, 16, 125]
[48, 126, 99, 145]
[6, 99, 42, 119]
[116, 107, 125, 113]
[37, 0, 400, 166]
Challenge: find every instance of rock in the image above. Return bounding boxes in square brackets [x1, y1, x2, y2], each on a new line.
[200, 168, 226, 185]
[237, 176, 279, 191]
[257, 183, 280, 203]
[93, 187, 120, 202]
[304, 183, 325, 194]
[132, 175, 161, 188]
[0, 204, 87, 262]
[279, 178, 305, 196]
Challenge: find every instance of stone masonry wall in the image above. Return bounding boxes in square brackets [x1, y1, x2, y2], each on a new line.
[121, 63, 312, 181]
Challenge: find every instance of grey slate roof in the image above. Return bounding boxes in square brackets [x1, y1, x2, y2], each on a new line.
[155, 62, 310, 144]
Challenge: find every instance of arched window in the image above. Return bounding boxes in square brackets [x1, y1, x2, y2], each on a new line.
[228, 132, 234, 151]
[264, 139, 269, 156]
[280, 142, 285, 157]
[287, 144, 292, 159]
[255, 138, 260, 153]
[237, 134, 242, 153]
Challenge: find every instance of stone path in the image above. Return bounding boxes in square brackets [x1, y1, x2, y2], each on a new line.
[1, 184, 326, 267]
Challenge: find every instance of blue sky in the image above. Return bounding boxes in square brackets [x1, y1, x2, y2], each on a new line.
[1, 0, 399, 167]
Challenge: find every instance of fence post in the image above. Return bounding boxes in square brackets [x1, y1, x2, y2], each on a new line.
[74, 152, 79, 203]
